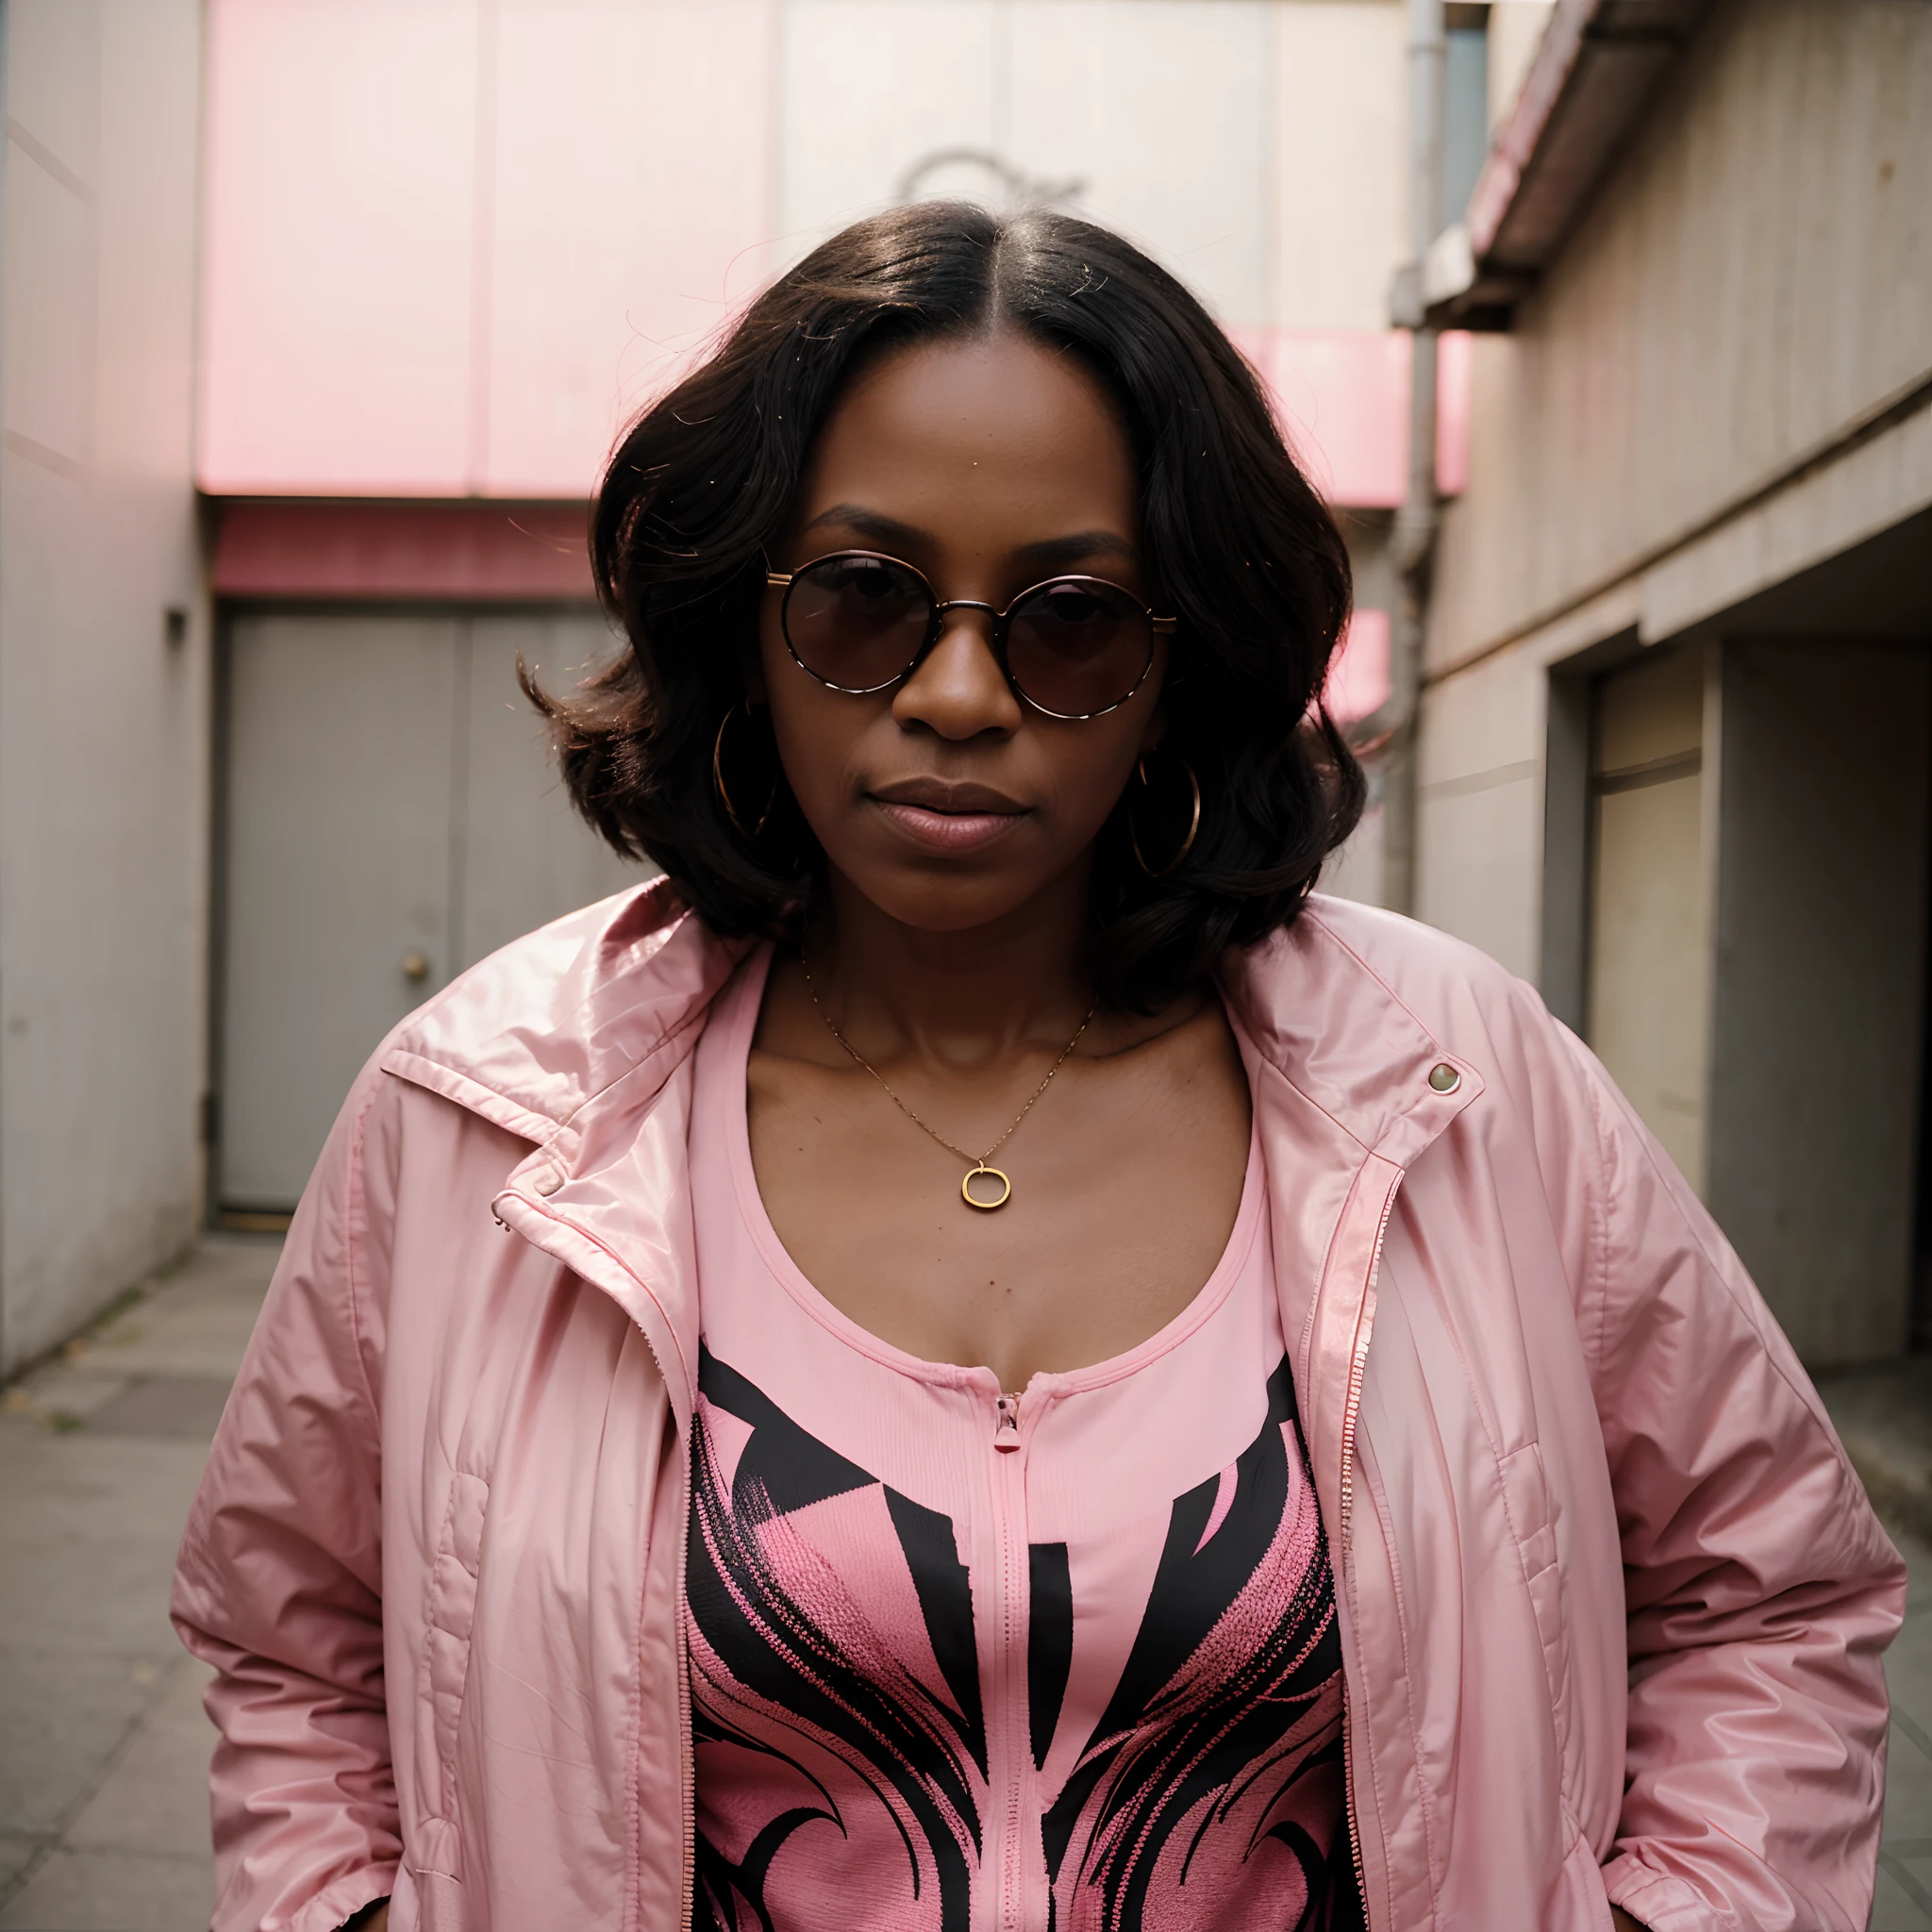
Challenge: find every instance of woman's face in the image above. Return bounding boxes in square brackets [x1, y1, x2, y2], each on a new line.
[756, 330, 1166, 935]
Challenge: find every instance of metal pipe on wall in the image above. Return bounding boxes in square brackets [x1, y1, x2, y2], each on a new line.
[1380, 0, 1446, 916]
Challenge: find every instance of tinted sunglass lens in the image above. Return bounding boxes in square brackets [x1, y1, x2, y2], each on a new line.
[785, 555, 932, 691]
[1007, 579, 1152, 716]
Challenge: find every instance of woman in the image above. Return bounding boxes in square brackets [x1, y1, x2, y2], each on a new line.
[174, 206, 1903, 1932]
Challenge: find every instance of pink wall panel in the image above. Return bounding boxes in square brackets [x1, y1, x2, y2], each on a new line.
[198, 0, 482, 494]
[1234, 328, 1472, 509]
[197, 3, 1439, 510]
[198, 0, 778, 499]
[1324, 608, 1391, 724]
[483, 0, 779, 495]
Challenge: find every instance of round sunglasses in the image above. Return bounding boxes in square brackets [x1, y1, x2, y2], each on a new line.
[766, 550, 1174, 721]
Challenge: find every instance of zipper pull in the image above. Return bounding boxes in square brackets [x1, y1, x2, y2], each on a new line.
[994, 1393, 1022, 1452]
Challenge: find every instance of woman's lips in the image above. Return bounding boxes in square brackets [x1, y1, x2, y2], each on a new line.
[870, 797, 1027, 853]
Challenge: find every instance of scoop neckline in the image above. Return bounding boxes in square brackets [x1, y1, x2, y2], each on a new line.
[713, 944, 1266, 1401]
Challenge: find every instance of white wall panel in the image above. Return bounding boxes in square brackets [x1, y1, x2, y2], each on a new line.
[4, 138, 96, 467]
[1014, 3, 1274, 325]
[1272, 2, 1407, 329]
[779, 0, 1002, 251]
[781, 1, 1277, 326]
[1, 0, 209, 1371]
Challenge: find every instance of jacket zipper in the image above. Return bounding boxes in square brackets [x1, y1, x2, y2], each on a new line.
[991, 1390, 1026, 1929]
[1338, 1171, 1403, 1929]
[676, 1449, 696, 1932]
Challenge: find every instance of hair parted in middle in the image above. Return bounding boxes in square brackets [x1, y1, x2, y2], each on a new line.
[526, 200, 1365, 1012]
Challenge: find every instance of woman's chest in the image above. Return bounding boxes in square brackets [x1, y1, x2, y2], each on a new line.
[745, 1040, 1252, 1389]
[684, 1225, 1356, 1932]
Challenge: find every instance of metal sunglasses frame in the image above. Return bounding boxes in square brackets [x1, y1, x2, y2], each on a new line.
[764, 548, 1176, 722]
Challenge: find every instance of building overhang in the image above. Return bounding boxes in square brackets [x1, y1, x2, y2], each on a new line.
[208, 500, 596, 603]
[1423, 0, 1717, 329]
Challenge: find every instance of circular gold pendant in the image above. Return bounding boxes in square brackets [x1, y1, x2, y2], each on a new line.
[962, 1164, 1012, 1211]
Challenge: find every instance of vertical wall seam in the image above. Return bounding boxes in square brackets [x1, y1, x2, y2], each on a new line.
[466, 0, 499, 495]
[449, 621, 473, 980]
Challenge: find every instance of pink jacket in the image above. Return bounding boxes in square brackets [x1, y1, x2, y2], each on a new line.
[173, 883, 1906, 1932]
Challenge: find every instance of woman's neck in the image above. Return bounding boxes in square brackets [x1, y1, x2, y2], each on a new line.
[810, 862, 1095, 1069]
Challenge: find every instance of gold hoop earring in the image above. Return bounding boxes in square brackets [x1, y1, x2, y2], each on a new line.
[1127, 751, 1201, 877]
[712, 700, 779, 841]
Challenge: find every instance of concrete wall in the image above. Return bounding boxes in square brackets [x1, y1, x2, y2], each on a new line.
[1415, 0, 1932, 993]
[0, 0, 209, 1373]
[1706, 641, 1929, 1367]
[1427, 0, 1932, 677]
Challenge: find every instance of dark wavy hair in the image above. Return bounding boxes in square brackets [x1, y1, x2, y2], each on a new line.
[528, 201, 1363, 1011]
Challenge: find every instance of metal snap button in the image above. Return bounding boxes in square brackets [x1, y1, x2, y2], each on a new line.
[528, 1165, 563, 1196]
[1428, 1062, 1461, 1093]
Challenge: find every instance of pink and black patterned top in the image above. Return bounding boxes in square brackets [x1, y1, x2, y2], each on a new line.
[684, 955, 1360, 1932]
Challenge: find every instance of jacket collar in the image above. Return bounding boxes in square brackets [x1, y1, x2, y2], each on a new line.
[382, 876, 749, 1152]
[382, 884, 1484, 1429]
[387, 883, 1479, 1160]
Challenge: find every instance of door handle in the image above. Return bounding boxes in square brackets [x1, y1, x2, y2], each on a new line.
[401, 949, 431, 983]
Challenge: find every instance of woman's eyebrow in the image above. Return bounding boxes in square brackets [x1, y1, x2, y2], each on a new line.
[796, 508, 1138, 574]
[1012, 530, 1138, 572]
[799, 504, 928, 548]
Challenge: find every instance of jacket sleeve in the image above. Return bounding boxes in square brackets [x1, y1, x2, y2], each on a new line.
[172, 1064, 401, 1932]
[1559, 1030, 1908, 1932]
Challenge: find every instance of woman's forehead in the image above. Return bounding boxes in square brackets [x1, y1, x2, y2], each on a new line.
[792, 333, 1141, 555]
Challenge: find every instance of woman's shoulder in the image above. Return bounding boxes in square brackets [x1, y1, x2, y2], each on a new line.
[1232, 894, 1576, 1090]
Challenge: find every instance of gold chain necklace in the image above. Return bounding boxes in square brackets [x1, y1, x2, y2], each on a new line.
[798, 958, 1094, 1211]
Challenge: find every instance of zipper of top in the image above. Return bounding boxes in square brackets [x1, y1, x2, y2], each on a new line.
[991, 1389, 1028, 1930]
[1338, 1170, 1403, 1929]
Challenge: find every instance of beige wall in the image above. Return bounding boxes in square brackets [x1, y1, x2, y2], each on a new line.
[779, 0, 1410, 332]
[1412, 636, 1547, 977]
[1, 1, 209, 1372]
[1426, 0, 1932, 680]
[1706, 641, 1928, 1365]
[1271, 2, 1408, 330]
[1486, 2, 1552, 135]
[1416, 0, 1932, 993]
[1585, 648, 1712, 1192]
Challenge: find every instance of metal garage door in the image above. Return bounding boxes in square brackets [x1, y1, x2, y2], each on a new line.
[218, 609, 649, 1212]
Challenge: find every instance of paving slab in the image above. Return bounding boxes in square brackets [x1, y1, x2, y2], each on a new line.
[64, 1660, 216, 1860]
[0, 1433, 216, 1657]
[0, 1650, 169, 1840]
[1821, 1358, 1932, 1548]
[0, 1845, 215, 1932]
[0, 1843, 36, 1898]
[0, 1240, 276, 1930]
[1873, 1858, 1932, 1931]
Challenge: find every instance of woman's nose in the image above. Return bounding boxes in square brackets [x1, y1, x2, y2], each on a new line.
[891, 608, 1024, 739]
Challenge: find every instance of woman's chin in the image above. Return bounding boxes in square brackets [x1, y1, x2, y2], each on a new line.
[827, 855, 1061, 937]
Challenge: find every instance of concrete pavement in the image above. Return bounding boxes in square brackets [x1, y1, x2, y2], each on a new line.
[0, 1237, 276, 1930]
[0, 1238, 1927, 1929]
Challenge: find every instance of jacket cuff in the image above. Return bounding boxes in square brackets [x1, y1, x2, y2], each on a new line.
[1601, 1855, 1738, 1932]
[280, 1869, 400, 1932]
